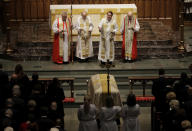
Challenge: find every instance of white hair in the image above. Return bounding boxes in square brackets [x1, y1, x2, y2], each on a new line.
[4, 127, 14, 131]
[50, 128, 59, 131]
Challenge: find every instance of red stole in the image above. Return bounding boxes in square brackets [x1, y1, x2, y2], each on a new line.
[52, 18, 70, 63]
[122, 17, 137, 60]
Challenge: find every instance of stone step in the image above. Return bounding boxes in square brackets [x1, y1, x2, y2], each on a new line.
[16, 40, 173, 48]
[16, 45, 176, 53]
[9, 55, 51, 61]
[6, 68, 190, 78]
[62, 81, 151, 90]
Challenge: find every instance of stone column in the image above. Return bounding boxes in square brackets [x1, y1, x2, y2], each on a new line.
[178, 0, 185, 51]
[3, 0, 13, 54]
[172, 0, 180, 31]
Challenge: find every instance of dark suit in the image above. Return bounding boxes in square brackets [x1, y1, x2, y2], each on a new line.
[152, 76, 169, 112]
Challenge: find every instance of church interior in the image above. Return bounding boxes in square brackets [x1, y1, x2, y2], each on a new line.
[0, 0, 192, 131]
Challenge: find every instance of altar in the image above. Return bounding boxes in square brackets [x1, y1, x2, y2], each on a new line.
[88, 74, 122, 108]
[50, 4, 137, 41]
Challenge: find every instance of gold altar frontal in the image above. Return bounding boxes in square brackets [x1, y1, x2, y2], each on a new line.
[88, 74, 122, 108]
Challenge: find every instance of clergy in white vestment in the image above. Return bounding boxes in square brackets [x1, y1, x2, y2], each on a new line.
[52, 11, 72, 64]
[99, 96, 121, 131]
[76, 11, 94, 61]
[78, 95, 99, 131]
[98, 11, 118, 65]
[122, 94, 140, 131]
[120, 11, 140, 62]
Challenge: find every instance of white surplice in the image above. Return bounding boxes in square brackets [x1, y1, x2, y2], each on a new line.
[76, 16, 94, 59]
[99, 106, 121, 131]
[52, 17, 70, 62]
[78, 104, 99, 131]
[98, 18, 118, 62]
[121, 104, 140, 131]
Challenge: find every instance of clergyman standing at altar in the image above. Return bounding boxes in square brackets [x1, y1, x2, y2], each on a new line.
[76, 11, 94, 62]
[52, 11, 72, 64]
[120, 11, 140, 62]
[98, 11, 118, 66]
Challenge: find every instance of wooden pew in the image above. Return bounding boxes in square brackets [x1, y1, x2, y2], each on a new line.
[29, 77, 75, 98]
[128, 76, 182, 96]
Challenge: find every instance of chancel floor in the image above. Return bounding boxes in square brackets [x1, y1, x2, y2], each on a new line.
[64, 107, 151, 131]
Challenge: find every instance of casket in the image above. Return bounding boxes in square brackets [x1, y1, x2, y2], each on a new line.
[88, 74, 122, 108]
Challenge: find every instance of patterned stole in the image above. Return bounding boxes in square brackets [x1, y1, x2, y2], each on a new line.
[57, 18, 71, 57]
[80, 18, 90, 57]
[101, 19, 114, 60]
[124, 16, 136, 58]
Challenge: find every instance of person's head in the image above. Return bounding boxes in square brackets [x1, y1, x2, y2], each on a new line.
[15, 64, 23, 75]
[158, 68, 165, 76]
[169, 99, 180, 110]
[27, 99, 37, 111]
[84, 95, 91, 114]
[32, 72, 39, 81]
[81, 11, 87, 20]
[187, 86, 192, 96]
[4, 126, 14, 131]
[12, 84, 21, 97]
[5, 108, 13, 118]
[84, 95, 91, 105]
[50, 128, 59, 131]
[166, 91, 176, 102]
[127, 11, 133, 20]
[61, 11, 68, 21]
[55, 118, 62, 126]
[5, 98, 14, 108]
[127, 93, 136, 107]
[181, 120, 191, 129]
[105, 96, 114, 108]
[107, 11, 113, 21]
[50, 101, 57, 111]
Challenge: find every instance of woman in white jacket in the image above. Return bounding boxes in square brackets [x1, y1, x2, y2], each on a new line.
[122, 93, 140, 131]
[99, 96, 121, 131]
[78, 95, 99, 131]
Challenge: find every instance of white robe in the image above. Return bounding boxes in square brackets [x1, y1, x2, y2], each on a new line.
[120, 16, 140, 60]
[121, 104, 140, 131]
[76, 16, 94, 59]
[52, 18, 69, 62]
[98, 18, 118, 62]
[78, 104, 99, 131]
[120, 17, 140, 33]
[99, 106, 121, 131]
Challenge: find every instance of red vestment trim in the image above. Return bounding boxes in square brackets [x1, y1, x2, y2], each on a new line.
[122, 17, 137, 60]
[52, 18, 70, 63]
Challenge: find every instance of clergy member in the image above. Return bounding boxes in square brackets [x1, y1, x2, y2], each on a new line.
[76, 11, 94, 62]
[120, 11, 140, 62]
[52, 11, 72, 64]
[98, 11, 118, 66]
